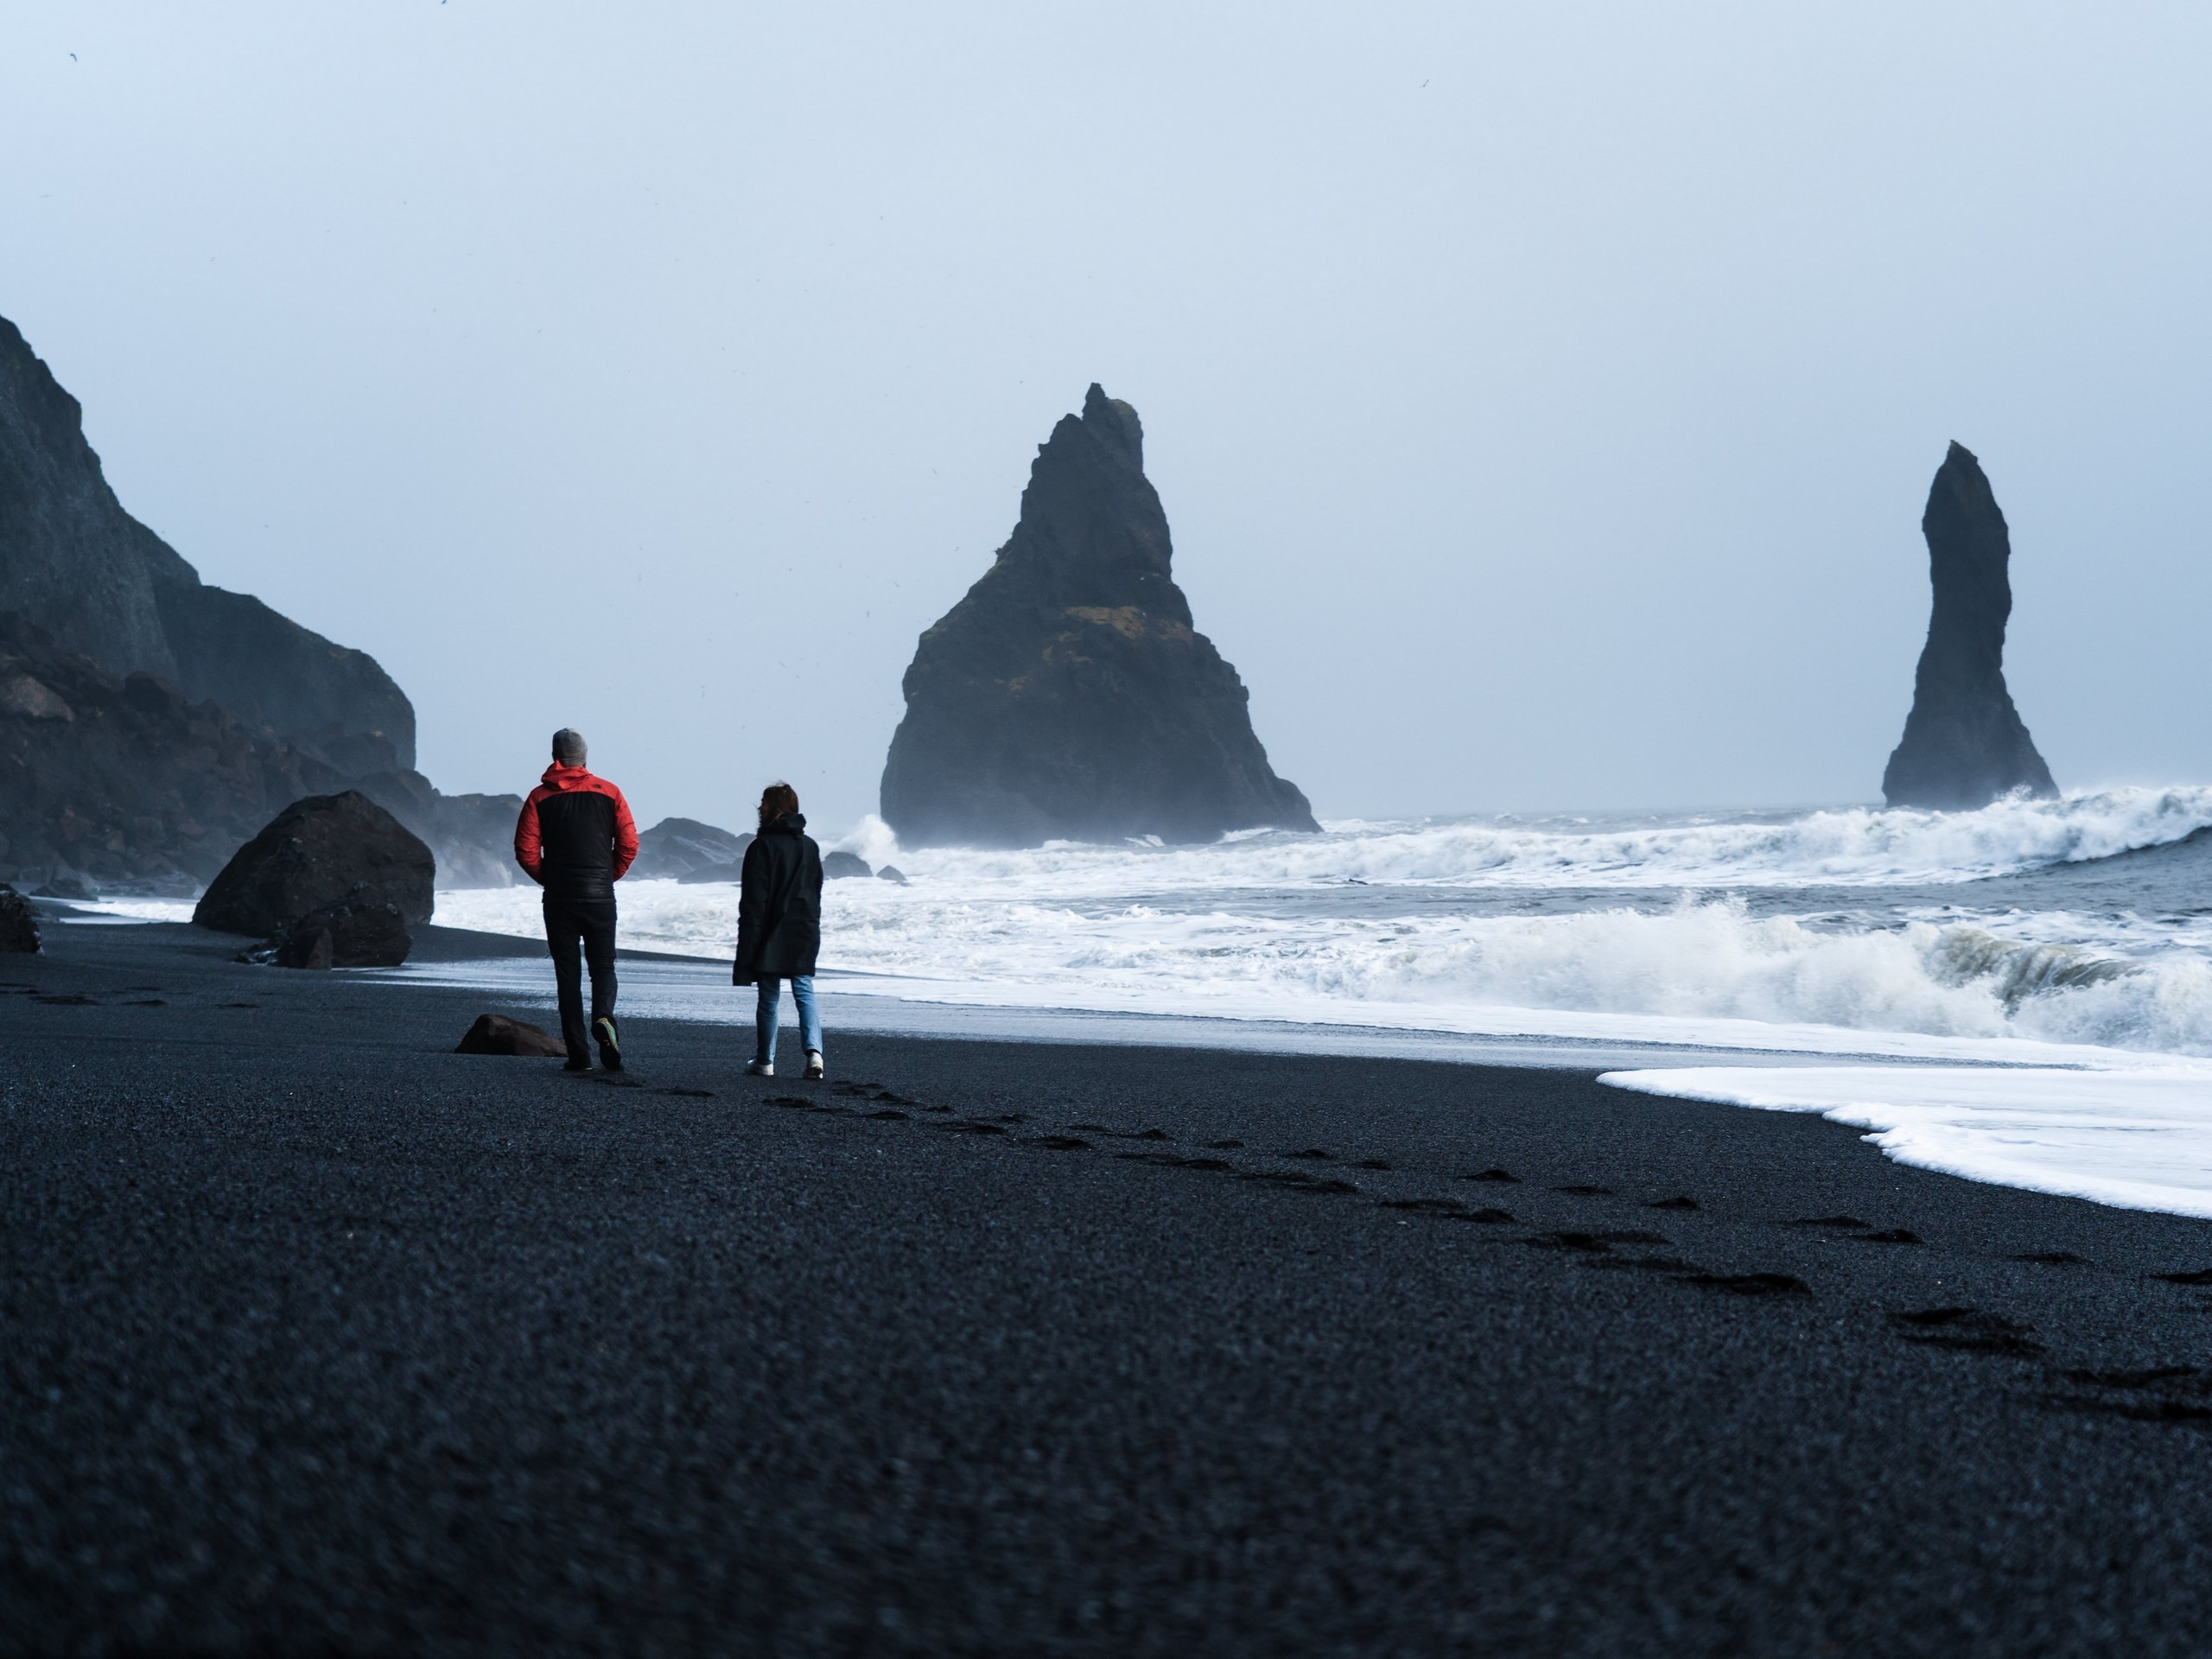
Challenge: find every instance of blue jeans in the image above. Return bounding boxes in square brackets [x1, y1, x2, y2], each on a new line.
[754, 976, 822, 1066]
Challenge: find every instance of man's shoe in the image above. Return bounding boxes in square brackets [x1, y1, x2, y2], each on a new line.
[563, 1057, 591, 1073]
[746, 1059, 773, 1077]
[804, 1051, 825, 1081]
[593, 1016, 622, 1071]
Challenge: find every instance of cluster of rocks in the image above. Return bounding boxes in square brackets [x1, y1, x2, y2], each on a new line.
[619, 819, 902, 884]
[195, 791, 433, 969]
[824, 849, 906, 882]
[630, 817, 752, 882]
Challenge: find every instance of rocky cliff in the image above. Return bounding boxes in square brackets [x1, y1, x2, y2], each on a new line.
[0, 315, 413, 773]
[0, 314, 524, 890]
[0, 611, 340, 889]
[1883, 442, 2056, 810]
[880, 385, 1316, 848]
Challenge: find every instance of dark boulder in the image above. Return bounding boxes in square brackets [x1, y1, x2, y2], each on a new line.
[632, 816, 752, 882]
[0, 884, 37, 952]
[823, 850, 873, 880]
[876, 864, 908, 886]
[880, 384, 1318, 849]
[195, 791, 435, 938]
[1883, 443, 2057, 810]
[454, 1013, 569, 1057]
[246, 886, 412, 969]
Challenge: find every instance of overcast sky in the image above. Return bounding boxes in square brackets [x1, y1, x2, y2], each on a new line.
[4, 3, 2209, 836]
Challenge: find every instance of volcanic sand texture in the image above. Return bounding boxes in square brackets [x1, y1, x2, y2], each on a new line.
[7, 922, 2212, 1655]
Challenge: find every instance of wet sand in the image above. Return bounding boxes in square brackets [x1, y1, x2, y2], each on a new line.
[7, 912, 2212, 1655]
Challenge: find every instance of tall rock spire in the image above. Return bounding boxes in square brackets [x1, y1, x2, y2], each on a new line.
[880, 384, 1317, 848]
[1882, 442, 2056, 809]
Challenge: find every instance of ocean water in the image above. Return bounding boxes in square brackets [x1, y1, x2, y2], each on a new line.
[429, 785, 2212, 1064]
[82, 785, 2212, 1217]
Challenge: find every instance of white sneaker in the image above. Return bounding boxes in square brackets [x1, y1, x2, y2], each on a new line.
[804, 1051, 825, 1080]
[747, 1059, 773, 1077]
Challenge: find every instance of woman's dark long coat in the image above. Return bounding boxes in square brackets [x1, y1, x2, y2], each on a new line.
[734, 813, 823, 983]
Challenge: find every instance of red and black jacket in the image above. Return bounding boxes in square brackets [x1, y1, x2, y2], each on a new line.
[515, 764, 639, 904]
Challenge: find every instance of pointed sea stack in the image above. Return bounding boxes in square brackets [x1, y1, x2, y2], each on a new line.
[1882, 442, 2056, 810]
[880, 385, 1317, 848]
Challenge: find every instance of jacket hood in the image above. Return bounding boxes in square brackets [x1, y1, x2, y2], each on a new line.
[764, 812, 808, 834]
[540, 763, 594, 790]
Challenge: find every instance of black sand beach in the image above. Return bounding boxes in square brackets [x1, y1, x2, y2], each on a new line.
[8, 913, 2212, 1656]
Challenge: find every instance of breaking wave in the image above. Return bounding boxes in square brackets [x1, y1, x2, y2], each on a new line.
[830, 785, 2212, 894]
[435, 885, 2212, 1062]
[414, 785, 2212, 1064]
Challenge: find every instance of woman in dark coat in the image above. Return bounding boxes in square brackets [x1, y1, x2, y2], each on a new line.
[734, 782, 826, 1077]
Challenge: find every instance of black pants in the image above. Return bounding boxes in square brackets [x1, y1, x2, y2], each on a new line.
[543, 897, 617, 1061]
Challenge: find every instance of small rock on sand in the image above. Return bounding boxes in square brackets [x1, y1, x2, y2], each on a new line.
[454, 1013, 568, 1057]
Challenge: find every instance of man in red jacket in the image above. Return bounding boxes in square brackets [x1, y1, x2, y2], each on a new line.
[515, 728, 639, 1071]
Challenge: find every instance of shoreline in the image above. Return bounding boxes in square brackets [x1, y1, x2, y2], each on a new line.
[54, 907, 2212, 1224]
[65, 902, 2145, 1071]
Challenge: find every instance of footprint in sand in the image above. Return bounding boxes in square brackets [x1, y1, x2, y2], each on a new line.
[1679, 1271, 1810, 1297]
[1891, 1306, 2041, 1357]
[1118, 1152, 1234, 1171]
[1241, 1170, 1359, 1196]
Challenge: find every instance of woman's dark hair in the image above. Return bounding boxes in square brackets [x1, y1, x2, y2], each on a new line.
[758, 782, 800, 830]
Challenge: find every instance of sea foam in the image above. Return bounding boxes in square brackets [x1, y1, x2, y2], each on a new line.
[422, 788, 2212, 1068]
[433, 885, 2212, 1064]
[832, 785, 2212, 893]
[1603, 1064, 2212, 1219]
